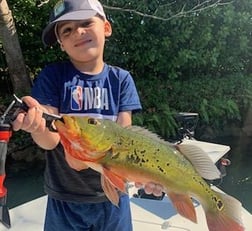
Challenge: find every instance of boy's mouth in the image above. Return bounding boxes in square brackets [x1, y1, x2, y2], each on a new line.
[74, 39, 92, 47]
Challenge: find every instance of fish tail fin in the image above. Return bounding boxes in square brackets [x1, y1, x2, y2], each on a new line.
[168, 192, 197, 223]
[205, 191, 244, 231]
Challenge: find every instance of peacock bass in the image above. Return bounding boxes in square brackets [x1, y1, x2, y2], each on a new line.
[54, 116, 244, 231]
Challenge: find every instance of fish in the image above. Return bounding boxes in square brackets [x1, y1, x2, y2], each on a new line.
[54, 116, 244, 231]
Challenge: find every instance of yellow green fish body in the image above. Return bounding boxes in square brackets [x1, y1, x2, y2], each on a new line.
[55, 116, 244, 231]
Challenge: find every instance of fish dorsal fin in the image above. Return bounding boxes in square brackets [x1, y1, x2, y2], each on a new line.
[128, 126, 173, 145]
[176, 143, 221, 180]
[127, 126, 220, 179]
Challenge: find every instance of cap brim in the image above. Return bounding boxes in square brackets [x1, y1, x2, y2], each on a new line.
[42, 10, 98, 46]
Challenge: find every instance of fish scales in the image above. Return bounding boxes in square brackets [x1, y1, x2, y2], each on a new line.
[54, 116, 244, 231]
[99, 129, 200, 190]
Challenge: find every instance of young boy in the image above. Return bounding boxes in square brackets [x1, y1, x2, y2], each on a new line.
[12, 0, 163, 230]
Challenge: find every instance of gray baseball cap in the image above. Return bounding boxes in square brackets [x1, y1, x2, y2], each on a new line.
[42, 0, 106, 46]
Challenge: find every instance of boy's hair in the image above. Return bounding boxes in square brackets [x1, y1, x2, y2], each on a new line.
[42, 0, 106, 46]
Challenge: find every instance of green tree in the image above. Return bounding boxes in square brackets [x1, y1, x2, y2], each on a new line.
[1, 0, 251, 138]
[0, 0, 31, 93]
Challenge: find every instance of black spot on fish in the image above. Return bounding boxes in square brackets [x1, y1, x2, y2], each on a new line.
[126, 150, 142, 164]
[126, 154, 135, 162]
[217, 200, 224, 210]
[166, 163, 170, 166]
[140, 150, 146, 154]
[158, 166, 164, 173]
[212, 196, 218, 202]
[199, 181, 204, 187]
[135, 156, 141, 163]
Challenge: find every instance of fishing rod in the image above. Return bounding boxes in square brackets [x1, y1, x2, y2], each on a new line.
[0, 94, 63, 229]
[0, 124, 11, 229]
[0, 99, 15, 229]
[0, 95, 26, 228]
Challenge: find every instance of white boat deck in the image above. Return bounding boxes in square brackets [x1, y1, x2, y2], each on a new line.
[1, 185, 251, 231]
[130, 185, 252, 231]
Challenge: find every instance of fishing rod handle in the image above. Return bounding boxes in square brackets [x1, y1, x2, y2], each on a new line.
[0, 142, 7, 176]
[0, 124, 11, 174]
[0, 141, 7, 197]
[0, 124, 11, 197]
[0, 124, 12, 143]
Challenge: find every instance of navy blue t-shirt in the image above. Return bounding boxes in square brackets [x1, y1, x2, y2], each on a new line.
[32, 61, 142, 203]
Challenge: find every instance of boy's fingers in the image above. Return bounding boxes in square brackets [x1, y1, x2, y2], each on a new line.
[11, 113, 25, 131]
[21, 96, 40, 108]
[152, 184, 164, 197]
[135, 182, 143, 188]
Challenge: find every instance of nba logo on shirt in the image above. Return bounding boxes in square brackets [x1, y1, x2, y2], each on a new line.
[71, 86, 83, 110]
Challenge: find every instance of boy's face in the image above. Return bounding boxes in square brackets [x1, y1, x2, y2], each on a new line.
[56, 16, 112, 64]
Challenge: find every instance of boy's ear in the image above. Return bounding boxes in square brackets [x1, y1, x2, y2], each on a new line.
[104, 20, 112, 37]
[60, 43, 65, 52]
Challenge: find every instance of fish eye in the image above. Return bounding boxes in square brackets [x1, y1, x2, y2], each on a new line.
[88, 118, 98, 125]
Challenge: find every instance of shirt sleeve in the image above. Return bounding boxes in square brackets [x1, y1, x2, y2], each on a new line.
[119, 72, 142, 113]
[31, 65, 60, 108]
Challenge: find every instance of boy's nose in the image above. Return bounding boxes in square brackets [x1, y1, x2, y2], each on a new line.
[76, 26, 86, 35]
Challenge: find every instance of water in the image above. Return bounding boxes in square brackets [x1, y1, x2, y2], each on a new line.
[218, 136, 252, 213]
[3, 136, 252, 213]
[5, 159, 45, 209]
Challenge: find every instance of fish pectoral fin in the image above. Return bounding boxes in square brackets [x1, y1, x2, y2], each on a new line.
[101, 168, 128, 207]
[110, 145, 130, 158]
[176, 143, 221, 180]
[168, 192, 197, 223]
[103, 168, 127, 193]
[101, 175, 120, 206]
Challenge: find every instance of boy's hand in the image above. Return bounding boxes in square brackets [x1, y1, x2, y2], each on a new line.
[12, 96, 47, 134]
[135, 182, 164, 196]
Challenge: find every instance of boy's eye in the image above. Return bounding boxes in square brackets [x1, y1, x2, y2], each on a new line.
[80, 21, 92, 28]
[61, 27, 72, 35]
[57, 20, 95, 38]
[58, 25, 73, 37]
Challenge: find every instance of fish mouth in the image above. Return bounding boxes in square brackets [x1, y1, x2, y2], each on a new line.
[54, 116, 66, 127]
[57, 116, 65, 124]
[54, 116, 74, 132]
